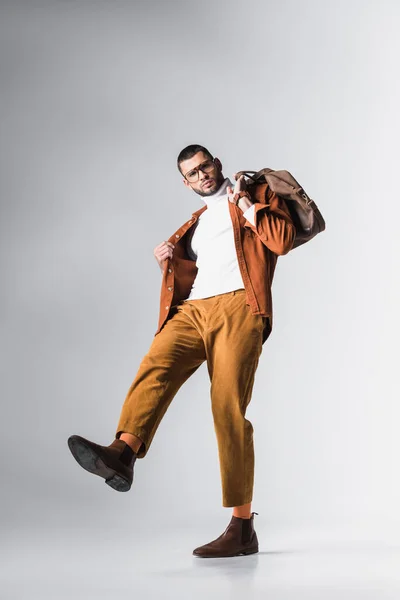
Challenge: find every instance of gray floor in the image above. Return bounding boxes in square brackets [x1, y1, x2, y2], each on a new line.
[3, 523, 400, 600]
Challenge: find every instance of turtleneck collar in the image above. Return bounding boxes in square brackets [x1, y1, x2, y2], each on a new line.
[200, 177, 233, 208]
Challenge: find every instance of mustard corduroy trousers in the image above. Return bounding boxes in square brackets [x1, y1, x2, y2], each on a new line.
[115, 288, 265, 507]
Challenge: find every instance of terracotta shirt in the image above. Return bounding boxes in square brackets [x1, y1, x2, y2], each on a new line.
[156, 181, 296, 345]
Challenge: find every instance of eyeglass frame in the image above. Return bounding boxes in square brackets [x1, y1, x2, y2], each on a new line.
[183, 157, 217, 182]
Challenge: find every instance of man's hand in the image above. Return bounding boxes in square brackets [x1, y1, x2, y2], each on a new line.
[227, 174, 253, 211]
[154, 240, 175, 272]
[226, 174, 246, 199]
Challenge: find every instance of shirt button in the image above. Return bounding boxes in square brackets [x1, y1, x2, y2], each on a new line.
[168, 268, 172, 273]
[188, 220, 193, 224]
[175, 234, 180, 238]
[165, 305, 169, 310]
[168, 286, 173, 291]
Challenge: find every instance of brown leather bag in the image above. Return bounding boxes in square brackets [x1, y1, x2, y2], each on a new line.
[235, 168, 326, 250]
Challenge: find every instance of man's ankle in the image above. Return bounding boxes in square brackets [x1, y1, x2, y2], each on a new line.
[119, 432, 143, 454]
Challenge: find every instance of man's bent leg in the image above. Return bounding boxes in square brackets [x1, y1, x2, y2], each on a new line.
[115, 303, 206, 458]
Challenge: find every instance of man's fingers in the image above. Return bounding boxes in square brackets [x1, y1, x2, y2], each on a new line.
[155, 241, 175, 251]
[157, 246, 174, 259]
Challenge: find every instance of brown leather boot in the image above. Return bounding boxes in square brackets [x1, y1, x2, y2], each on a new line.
[67, 434, 137, 492]
[192, 512, 259, 558]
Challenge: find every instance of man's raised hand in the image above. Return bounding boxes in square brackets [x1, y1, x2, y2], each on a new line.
[227, 174, 247, 204]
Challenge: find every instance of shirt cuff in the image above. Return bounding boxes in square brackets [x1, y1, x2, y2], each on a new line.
[242, 204, 256, 226]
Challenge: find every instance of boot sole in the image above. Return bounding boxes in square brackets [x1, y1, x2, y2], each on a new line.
[193, 546, 259, 558]
[67, 436, 131, 492]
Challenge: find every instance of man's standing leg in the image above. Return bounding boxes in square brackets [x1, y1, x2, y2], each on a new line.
[206, 289, 264, 509]
[192, 289, 265, 557]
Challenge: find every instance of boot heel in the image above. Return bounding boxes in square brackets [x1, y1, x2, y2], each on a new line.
[242, 546, 259, 555]
[105, 473, 131, 492]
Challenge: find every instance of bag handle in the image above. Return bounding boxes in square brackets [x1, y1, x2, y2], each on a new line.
[235, 170, 263, 182]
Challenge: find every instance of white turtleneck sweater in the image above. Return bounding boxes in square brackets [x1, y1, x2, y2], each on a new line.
[185, 177, 256, 301]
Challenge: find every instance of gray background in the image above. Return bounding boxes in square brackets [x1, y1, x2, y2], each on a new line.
[1, 1, 399, 598]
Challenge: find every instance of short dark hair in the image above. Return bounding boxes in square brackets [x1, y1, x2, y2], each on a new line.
[177, 144, 213, 175]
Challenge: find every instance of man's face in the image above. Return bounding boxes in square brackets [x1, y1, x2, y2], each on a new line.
[180, 151, 224, 197]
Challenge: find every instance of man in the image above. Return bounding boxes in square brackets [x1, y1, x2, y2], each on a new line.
[68, 144, 295, 558]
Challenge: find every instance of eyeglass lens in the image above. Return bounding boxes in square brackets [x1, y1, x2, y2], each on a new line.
[185, 160, 214, 182]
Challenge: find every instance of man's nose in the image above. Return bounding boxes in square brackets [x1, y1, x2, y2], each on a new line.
[198, 169, 208, 180]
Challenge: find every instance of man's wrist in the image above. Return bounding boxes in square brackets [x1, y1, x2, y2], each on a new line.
[233, 190, 250, 204]
[236, 191, 253, 212]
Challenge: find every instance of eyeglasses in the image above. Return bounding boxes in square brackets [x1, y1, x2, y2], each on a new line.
[183, 158, 216, 182]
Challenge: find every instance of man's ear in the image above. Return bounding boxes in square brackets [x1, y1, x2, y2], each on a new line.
[214, 157, 222, 171]
[183, 178, 190, 189]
